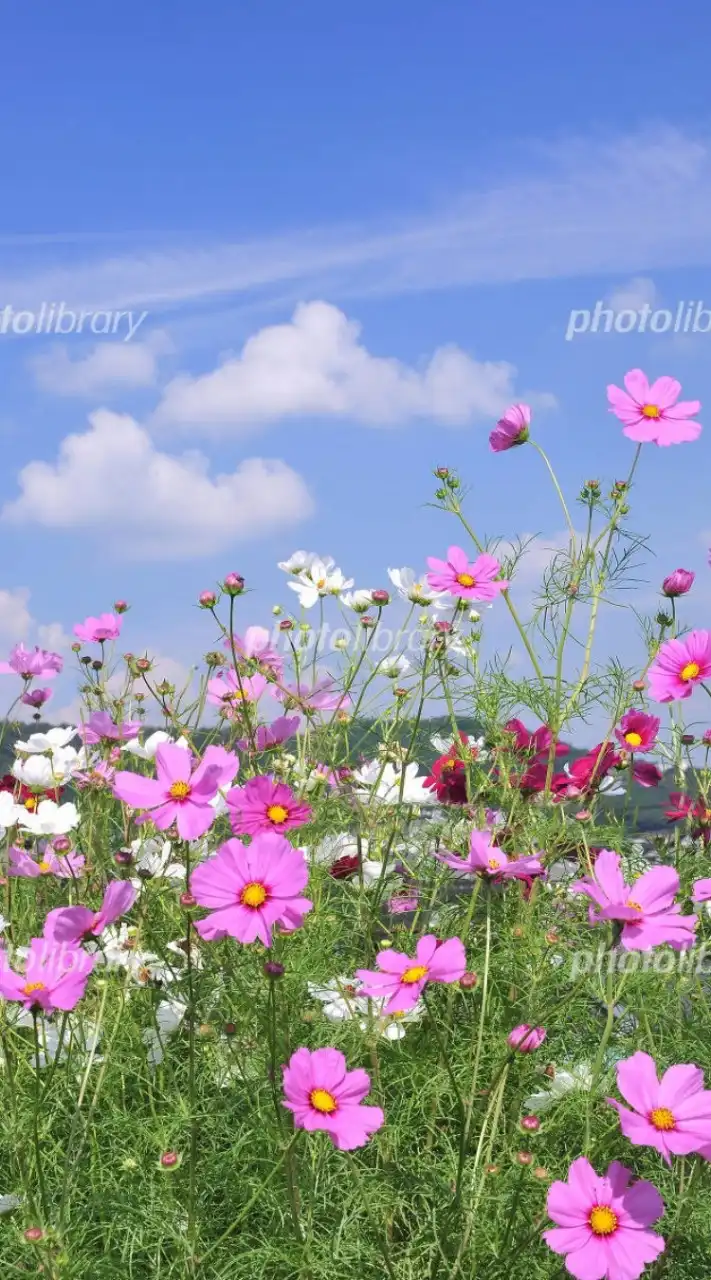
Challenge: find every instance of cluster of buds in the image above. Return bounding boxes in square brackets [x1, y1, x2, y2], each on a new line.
[579, 478, 600, 501]
[433, 466, 461, 501]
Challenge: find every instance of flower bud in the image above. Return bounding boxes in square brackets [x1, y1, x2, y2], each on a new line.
[114, 600, 129, 613]
[520, 1115, 541, 1133]
[199, 590, 217, 608]
[223, 573, 245, 595]
[159, 1151, 182, 1171]
[264, 961, 285, 978]
[459, 971, 478, 989]
[662, 568, 695, 598]
[371, 590, 390, 606]
[507, 1024, 547, 1053]
[180, 892, 196, 909]
[24, 1227, 44, 1243]
[516, 1151, 533, 1166]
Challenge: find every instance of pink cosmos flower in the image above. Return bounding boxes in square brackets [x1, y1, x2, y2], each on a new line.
[489, 403, 531, 453]
[629, 760, 663, 789]
[276, 674, 352, 712]
[21, 687, 52, 709]
[44, 880, 137, 945]
[435, 829, 545, 884]
[237, 715, 301, 752]
[693, 878, 711, 902]
[508, 1024, 547, 1053]
[73, 613, 122, 644]
[223, 625, 283, 676]
[78, 711, 141, 744]
[504, 719, 569, 759]
[0, 643, 63, 680]
[647, 632, 711, 702]
[662, 569, 695, 598]
[544, 1157, 665, 1279]
[615, 710, 660, 753]
[112, 743, 239, 841]
[607, 1051, 711, 1165]
[0, 937, 96, 1013]
[9, 845, 86, 879]
[226, 775, 312, 836]
[551, 742, 618, 800]
[190, 832, 312, 945]
[426, 547, 509, 602]
[282, 1047, 384, 1150]
[355, 934, 466, 1015]
[571, 850, 696, 951]
[607, 368, 702, 446]
[73, 760, 116, 790]
[207, 670, 268, 715]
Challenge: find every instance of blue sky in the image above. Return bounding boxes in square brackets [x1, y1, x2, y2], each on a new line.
[1, 0, 711, 734]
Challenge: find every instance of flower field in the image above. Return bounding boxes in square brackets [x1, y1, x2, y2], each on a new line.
[2, 368, 711, 1278]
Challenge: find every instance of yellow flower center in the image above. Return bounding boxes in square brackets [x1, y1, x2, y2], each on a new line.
[401, 964, 429, 984]
[626, 899, 643, 912]
[24, 796, 38, 811]
[316, 577, 327, 589]
[169, 780, 191, 799]
[38, 860, 51, 874]
[649, 1107, 675, 1131]
[227, 690, 247, 702]
[266, 804, 289, 825]
[240, 881, 268, 908]
[680, 662, 700, 682]
[624, 731, 643, 747]
[310, 1088, 338, 1113]
[487, 858, 502, 870]
[22, 981, 46, 996]
[456, 573, 476, 588]
[589, 1205, 618, 1236]
[641, 404, 660, 419]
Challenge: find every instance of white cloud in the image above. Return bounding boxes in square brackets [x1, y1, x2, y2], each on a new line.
[1, 409, 314, 559]
[153, 301, 551, 432]
[0, 588, 32, 641]
[605, 276, 658, 312]
[0, 128, 709, 314]
[30, 332, 172, 397]
[37, 622, 73, 652]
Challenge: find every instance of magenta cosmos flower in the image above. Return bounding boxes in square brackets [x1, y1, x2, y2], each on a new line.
[662, 568, 695, 598]
[79, 711, 141, 745]
[355, 934, 466, 1015]
[112, 743, 239, 840]
[489, 403, 531, 452]
[237, 715, 301, 752]
[190, 832, 312, 945]
[282, 1047, 384, 1150]
[226, 775, 312, 836]
[0, 937, 96, 1013]
[73, 613, 122, 643]
[426, 547, 508, 602]
[435, 829, 545, 884]
[572, 850, 696, 951]
[607, 369, 701, 446]
[44, 880, 137, 945]
[224, 625, 284, 677]
[207, 670, 268, 716]
[544, 1157, 664, 1280]
[607, 1051, 711, 1165]
[615, 710, 660, 753]
[693, 878, 711, 902]
[0, 643, 63, 680]
[22, 687, 52, 708]
[508, 1024, 546, 1053]
[9, 845, 86, 879]
[647, 631, 711, 702]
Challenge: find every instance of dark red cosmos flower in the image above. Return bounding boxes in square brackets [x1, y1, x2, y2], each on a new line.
[665, 792, 711, 842]
[0, 773, 63, 811]
[550, 742, 619, 799]
[504, 720, 569, 760]
[425, 731, 480, 805]
[329, 854, 361, 880]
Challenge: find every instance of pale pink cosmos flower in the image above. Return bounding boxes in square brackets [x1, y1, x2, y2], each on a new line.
[112, 743, 239, 841]
[190, 832, 312, 945]
[0, 644, 63, 680]
[543, 1157, 665, 1279]
[9, 845, 86, 879]
[226, 775, 312, 836]
[223, 626, 284, 676]
[489, 403, 531, 452]
[647, 631, 711, 702]
[508, 1024, 547, 1053]
[276, 674, 352, 712]
[73, 613, 122, 643]
[607, 368, 702, 446]
[615, 710, 660, 754]
[435, 828, 545, 883]
[355, 934, 466, 1015]
[426, 547, 509, 602]
[607, 1051, 711, 1165]
[0, 937, 96, 1013]
[282, 1047, 384, 1150]
[571, 850, 696, 951]
[78, 711, 141, 744]
[206, 670, 268, 715]
[44, 880, 137, 945]
[237, 715, 301, 752]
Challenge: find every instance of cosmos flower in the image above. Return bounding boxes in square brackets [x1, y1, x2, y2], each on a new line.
[489, 403, 531, 452]
[78, 712, 141, 745]
[44, 881, 137, 945]
[607, 1051, 711, 1165]
[0, 938, 96, 1013]
[661, 569, 695, 598]
[508, 1025, 547, 1053]
[237, 715, 301, 752]
[9, 844, 86, 879]
[222, 625, 283, 676]
[615, 710, 660, 753]
[571, 850, 696, 951]
[356, 935, 466, 1015]
[647, 632, 711, 702]
[543, 1157, 665, 1279]
[112, 744, 239, 841]
[426, 547, 509, 602]
[190, 833, 312, 946]
[282, 1047, 384, 1150]
[207, 670, 269, 715]
[226, 775, 312, 836]
[436, 829, 545, 884]
[73, 613, 122, 643]
[0, 644, 62, 680]
[607, 368, 701, 446]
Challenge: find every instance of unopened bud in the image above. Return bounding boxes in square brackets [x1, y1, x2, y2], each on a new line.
[223, 573, 245, 595]
[199, 591, 217, 608]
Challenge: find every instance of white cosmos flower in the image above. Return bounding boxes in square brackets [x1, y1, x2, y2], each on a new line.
[0, 914, 9, 934]
[277, 550, 326, 575]
[342, 589, 375, 613]
[430, 732, 489, 762]
[143, 997, 187, 1067]
[378, 654, 411, 679]
[523, 1062, 594, 1113]
[0, 791, 22, 835]
[12, 746, 86, 788]
[18, 799, 79, 836]
[14, 726, 77, 754]
[0, 1194, 21, 1214]
[288, 558, 354, 609]
[130, 837, 186, 888]
[354, 759, 436, 806]
[387, 567, 449, 609]
[123, 732, 191, 760]
[8, 1009, 103, 1068]
[307, 832, 369, 865]
[98, 925, 173, 986]
[308, 977, 424, 1040]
